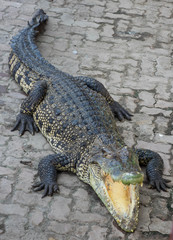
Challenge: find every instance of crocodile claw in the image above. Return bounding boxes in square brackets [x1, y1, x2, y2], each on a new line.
[149, 178, 171, 192]
[11, 113, 39, 136]
[32, 181, 59, 198]
[111, 102, 133, 121]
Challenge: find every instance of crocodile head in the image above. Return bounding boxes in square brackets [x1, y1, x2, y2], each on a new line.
[88, 144, 143, 232]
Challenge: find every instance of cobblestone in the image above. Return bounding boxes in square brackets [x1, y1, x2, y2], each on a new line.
[0, 203, 28, 216]
[0, 0, 172, 239]
[48, 221, 73, 235]
[149, 218, 172, 235]
[0, 178, 12, 200]
[88, 225, 107, 240]
[29, 209, 44, 226]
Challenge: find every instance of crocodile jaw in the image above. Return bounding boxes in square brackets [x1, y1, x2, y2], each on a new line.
[89, 167, 140, 232]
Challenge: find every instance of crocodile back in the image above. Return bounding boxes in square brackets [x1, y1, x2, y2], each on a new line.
[33, 75, 118, 158]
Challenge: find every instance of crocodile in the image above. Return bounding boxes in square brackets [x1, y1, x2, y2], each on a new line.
[8, 9, 170, 232]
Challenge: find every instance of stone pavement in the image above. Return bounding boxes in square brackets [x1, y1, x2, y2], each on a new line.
[0, 0, 173, 239]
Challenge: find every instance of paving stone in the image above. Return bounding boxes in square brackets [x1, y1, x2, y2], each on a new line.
[90, 5, 105, 18]
[58, 185, 71, 197]
[73, 187, 89, 200]
[109, 71, 123, 83]
[48, 196, 72, 221]
[159, 6, 172, 18]
[124, 78, 156, 91]
[150, 198, 169, 220]
[71, 211, 107, 225]
[121, 130, 135, 147]
[117, 19, 129, 32]
[73, 20, 99, 28]
[140, 106, 172, 117]
[80, 0, 105, 6]
[140, 57, 156, 76]
[154, 133, 173, 145]
[58, 172, 79, 187]
[20, 231, 49, 240]
[107, 222, 125, 240]
[72, 198, 90, 213]
[101, 24, 114, 38]
[134, 114, 154, 140]
[140, 194, 151, 207]
[0, 136, 9, 145]
[158, 153, 171, 175]
[67, 237, 80, 240]
[154, 116, 170, 133]
[127, 231, 142, 240]
[61, 13, 74, 26]
[91, 17, 114, 24]
[72, 188, 90, 212]
[53, 39, 69, 51]
[124, 96, 137, 112]
[30, 209, 44, 226]
[73, 225, 89, 238]
[13, 190, 43, 206]
[88, 225, 107, 240]
[0, 178, 12, 200]
[155, 85, 170, 101]
[27, 132, 48, 150]
[4, 215, 27, 237]
[119, 0, 133, 8]
[155, 100, 173, 109]
[139, 91, 155, 107]
[143, 185, 171, 198]
[6, 136, 26, 158]
[0, 203, 28, 216]
[48, 221, 73, 234]
[137, 205, 151, 232]
[136, 140, 171, 154]
[15, 168, 36, 193]
[0, 166, 15, 176]
[149, 218, 172, 235]
[86, 28, 100, 41]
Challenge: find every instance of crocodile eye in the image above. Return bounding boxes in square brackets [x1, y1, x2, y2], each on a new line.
[101, 169, 107, 177]
[102, 148, 107, 154]
[102, 149, 114, 159]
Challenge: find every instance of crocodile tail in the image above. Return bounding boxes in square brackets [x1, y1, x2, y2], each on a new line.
[9, 10, 71, 94]
[28, 9, 48, 27]
[10, 9, 48, 54]
[9, 9, 49, 94]
[8, 50, 46, 95]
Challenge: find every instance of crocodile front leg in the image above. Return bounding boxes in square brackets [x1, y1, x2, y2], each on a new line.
[33, 153, 72, 198]
[135, 149, 171, 191]
[75, 76, 132, 121]
[12, 81, 47, 135]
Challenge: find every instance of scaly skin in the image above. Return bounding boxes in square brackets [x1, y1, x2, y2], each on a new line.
[9, 9, 170, 232]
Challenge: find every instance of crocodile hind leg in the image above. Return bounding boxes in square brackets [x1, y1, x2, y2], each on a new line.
[135, 149, 171, 191]
[12, 81, 47, 136]
[33, 153, 72, 198]
[75, 76, 132, 121]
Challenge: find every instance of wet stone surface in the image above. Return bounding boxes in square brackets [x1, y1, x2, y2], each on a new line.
[0, 0, 173, 239]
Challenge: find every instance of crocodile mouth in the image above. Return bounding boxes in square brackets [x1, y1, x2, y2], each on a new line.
[89, 165, 141, 232]
[104, 175, 140, 232]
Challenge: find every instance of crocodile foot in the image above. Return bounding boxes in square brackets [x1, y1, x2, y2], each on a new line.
[149, 175, 171, 192]
[110, 102, 133, 121]
[11, 113, 39, 136]
[32, 181, 59, 198]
